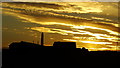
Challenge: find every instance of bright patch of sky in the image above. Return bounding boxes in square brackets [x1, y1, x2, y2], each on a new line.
[1, 0, 120, 2]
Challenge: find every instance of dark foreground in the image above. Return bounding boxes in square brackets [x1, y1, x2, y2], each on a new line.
[2, 48, 120, 68]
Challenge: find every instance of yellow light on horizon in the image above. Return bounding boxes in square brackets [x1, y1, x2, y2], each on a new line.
[81, 41, 112, 44]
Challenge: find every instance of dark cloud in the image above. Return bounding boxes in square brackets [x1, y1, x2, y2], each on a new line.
[4, 2, 65, 9]
[2, 2, 119, 51]
[1, 0, 14, 2]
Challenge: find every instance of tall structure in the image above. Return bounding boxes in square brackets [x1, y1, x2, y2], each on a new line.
[41, 32, 44, 46]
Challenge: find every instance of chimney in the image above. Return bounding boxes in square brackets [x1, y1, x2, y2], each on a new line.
[41, 32, 44, 46]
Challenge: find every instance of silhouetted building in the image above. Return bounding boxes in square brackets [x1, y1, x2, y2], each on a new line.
[81, 47, 89, 52]
[53, 42, 76, 48]
[9, 41, 41, 49]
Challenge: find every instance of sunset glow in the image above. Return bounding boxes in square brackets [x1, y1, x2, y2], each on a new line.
[2, 2, 120, 51]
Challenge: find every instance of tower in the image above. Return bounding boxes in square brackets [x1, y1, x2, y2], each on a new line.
[41, 32, 44, 46]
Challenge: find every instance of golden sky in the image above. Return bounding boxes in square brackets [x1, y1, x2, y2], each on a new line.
[1, 2, 120, 51]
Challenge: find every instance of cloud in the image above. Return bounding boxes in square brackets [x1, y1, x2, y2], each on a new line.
[1, 0, 92, 2]
[2, 2, 119, 51]
[92, 0, 120, 2]
[1, 0, 61, 2]
[1, 0, 14, 2]
[2, 0, 120, 2]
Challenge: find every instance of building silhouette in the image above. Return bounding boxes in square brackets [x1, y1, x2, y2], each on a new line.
[9, 41, 41, 49]
[3, 32, 119, 68]
[8, 32, 89, 50]
[81, 47, 88, 52]
[53, 42, 76, 48]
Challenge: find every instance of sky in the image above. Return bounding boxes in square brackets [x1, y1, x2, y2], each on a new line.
[1, 0, 120, 2]
[1, 2, 120, 51]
